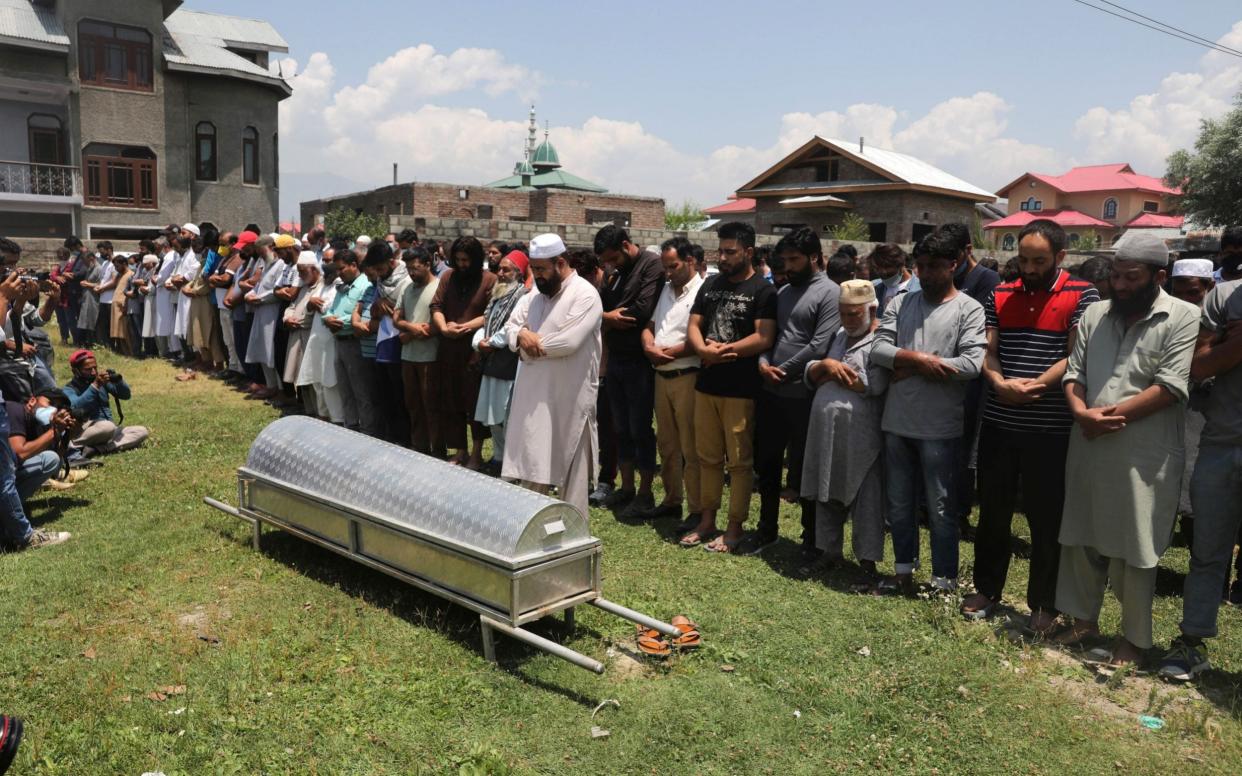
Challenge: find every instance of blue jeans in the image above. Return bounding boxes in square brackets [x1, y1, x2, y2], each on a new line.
[1181, 443, 1242, 638]
[606, 354, 657, 472]
[885, 434, 959, 579]
[0, 413, 32, 545]
[16, 451, 60, 503]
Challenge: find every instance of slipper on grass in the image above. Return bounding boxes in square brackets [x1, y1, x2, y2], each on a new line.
[702, 536, 740, 554]
[678, 530, 716, 548]
[635, 625, 671, 658]
[670, 616, 701, 650]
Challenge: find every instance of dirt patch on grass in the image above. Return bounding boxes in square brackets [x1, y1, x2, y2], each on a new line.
[605, 645, 651, 679]
[177, 604, 232, 644]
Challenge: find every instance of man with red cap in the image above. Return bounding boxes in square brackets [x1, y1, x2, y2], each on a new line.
[63, 349, 148, 456]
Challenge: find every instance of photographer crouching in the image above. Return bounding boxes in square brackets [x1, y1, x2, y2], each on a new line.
[63, 350, 148, 458]
[5, 388, 84, 500]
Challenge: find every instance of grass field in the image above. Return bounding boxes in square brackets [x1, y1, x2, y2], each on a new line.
[1, 352, 1240, 774]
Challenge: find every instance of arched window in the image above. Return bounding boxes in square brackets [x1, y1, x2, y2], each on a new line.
[28, 113, 65, 165]
[1103, 198, 1118, 219]
[242, 127, 259, 184]
[1002, 234, 1016, 251]
[195, 121, 216, 181]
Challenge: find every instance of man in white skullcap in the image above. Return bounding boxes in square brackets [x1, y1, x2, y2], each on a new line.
[1054, 231, 1199, 666]
[1170, 258, 1214, 308]
[501, 233, 603, 519]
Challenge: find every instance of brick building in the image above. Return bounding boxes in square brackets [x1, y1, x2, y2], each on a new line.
[704, 136, 995, 244]
[0, 0, 289, 241]
[300, 107, 665, 232]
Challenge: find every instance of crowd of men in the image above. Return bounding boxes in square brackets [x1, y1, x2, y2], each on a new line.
[2, 216, 1241, 686]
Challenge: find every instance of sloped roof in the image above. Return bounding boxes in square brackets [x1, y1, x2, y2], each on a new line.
[1125, 212, 1184, 229]
[997, 163, 1179, 198]
[703, 197, 756, 215]
[0, 0, 69, 51]
[983, 208, 1115, 230]
[161, 9, 290, 95]
[780, 194, 851, 208]
[737, 136, 995, 202]
[486, 168, 607, 193]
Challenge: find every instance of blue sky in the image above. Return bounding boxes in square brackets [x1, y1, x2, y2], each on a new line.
[186, 0, 1242, 218]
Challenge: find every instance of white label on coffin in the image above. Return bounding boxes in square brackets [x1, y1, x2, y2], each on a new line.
[543, 520, 566, 537]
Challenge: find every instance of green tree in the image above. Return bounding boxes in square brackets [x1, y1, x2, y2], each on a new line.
[322, 208, 390, 243]
[828, 212, 869, 242]
[664, 199, 705, 231]
[1165, 92, 1242, 227]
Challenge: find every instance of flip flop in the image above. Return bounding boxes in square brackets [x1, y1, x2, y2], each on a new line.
[670, 615, 701, 650]
[960, 595, 997, 621]
[702, 536, 740, 554]
[678, 530, 716, 548]
[635, 625, 671, 658]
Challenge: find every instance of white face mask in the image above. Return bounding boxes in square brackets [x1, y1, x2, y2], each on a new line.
[34, 406, 55, 426]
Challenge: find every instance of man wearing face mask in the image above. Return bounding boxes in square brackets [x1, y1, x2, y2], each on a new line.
[962, 220, 1099, 630]
[747, 227, 840, 559]
[1054, 231, 1198, 668]
[6, 388, 76, 501]
[500, 233, 602, 520]
[870, 243, 919, 316]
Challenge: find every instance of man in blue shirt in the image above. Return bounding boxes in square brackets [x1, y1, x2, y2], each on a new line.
[63, 349, 148, 456]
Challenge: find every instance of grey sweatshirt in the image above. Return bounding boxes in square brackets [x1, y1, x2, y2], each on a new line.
[760, 272, 841, 399]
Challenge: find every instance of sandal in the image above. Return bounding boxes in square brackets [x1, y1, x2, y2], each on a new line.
[871, 575, 916, 597]
[702, 535, 740, 554]
[635, 625, 671, 658]
[678, 530, 716, 548]
[670, 615, 701, 650]
[960, 593, 997, 621]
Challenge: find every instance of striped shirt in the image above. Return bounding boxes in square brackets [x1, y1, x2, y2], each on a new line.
[982, 269, 1100, 433]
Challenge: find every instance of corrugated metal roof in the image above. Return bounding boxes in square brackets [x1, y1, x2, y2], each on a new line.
[164, 9, 287, 52]
[823, 137, 995, 200]
[487, 168, 608, 193]
[779, 194, 849, 205]
[0, 0, 69, 49]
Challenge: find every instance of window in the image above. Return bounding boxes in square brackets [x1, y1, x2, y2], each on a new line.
[868, 222, 887, 242]
[477, 204, 494, 219]
[1069, 233, 1081, 246]
[1001, 234, 1016, 251]
[242, 127, 259, 184]
[83, 143, 156, 208]
[272, 132, 279, 189]
[1143, 200, 1159, 213]
[27, 114, 65, 165]
[586, 209, 631, 227]
[78, 20, 153, 91]
[1020, 201, 1029, 212]
[1103, 198, 1118, 219]
[195, 122, 217, 181]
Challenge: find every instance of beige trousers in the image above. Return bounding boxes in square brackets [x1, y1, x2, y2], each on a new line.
[1055, 544, 1158, 649]
[654, 371, 700, 512]
[693, 391, 754, 524]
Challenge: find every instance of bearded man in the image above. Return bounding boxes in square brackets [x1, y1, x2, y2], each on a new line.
[1053, 231, 1198, 667]
[800, 279, 888, 584]
[961, 219, 1100, 632]
[501, 234, 603, 520]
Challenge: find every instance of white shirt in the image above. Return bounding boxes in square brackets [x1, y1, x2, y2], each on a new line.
[97, 259, 118, 304]
[650, 272, 703, 371]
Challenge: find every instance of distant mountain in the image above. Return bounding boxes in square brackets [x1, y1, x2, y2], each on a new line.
[280, 171, 372, 222]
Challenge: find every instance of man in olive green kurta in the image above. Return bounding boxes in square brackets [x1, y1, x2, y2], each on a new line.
[1055, 232, 1199, 664]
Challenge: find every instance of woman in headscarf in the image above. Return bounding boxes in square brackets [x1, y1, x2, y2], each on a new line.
[429, 236, 496, 469]
[472, 249, 530, 476]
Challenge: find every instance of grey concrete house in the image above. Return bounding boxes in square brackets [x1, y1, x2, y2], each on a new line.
[0, 0, 290, 241]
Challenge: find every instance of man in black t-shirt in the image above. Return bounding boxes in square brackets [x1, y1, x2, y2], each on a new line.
[682, 222, 777, 553]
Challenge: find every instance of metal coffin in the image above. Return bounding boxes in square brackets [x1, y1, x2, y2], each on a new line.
[237, 416, 600, 625]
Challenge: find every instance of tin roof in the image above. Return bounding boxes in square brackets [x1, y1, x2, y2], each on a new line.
[0, 0, 69, 51]
[164, 8, 288, 52]
[161, 9, 290, 95]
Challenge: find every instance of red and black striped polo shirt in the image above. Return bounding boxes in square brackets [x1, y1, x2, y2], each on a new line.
[982, 269, 1101, 433]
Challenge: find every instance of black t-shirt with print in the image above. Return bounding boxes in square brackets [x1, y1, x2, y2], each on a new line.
[690, 273, 778, 398]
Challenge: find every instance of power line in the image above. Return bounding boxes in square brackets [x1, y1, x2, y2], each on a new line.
[1067, 0, 1242, 59]
[1095, 0, 1242, 57]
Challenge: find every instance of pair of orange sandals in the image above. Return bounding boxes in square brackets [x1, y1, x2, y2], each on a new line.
[636, 616, 701, 657]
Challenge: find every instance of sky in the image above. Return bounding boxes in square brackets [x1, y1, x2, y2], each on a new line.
[185, 0, 1242, 220]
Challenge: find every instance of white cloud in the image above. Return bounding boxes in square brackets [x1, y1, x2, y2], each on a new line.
[1072, 21, 1242, 174]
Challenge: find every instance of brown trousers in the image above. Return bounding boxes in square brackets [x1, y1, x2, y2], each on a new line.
[402, 360, 444, 456]
[694, 391, 755, 524]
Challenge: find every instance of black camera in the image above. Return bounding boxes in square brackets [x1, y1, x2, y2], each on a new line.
[103, 369, 122, 383]
[0, 268, 46, 284]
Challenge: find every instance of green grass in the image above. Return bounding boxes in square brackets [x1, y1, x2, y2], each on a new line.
[1, 352, 1240, 774]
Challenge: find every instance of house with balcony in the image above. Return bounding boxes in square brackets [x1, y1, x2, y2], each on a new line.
[984, 163, 1182, 250]
[0, 0, 290, 242]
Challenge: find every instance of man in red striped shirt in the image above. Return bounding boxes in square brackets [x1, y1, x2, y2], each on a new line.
[961, 220, 1099, 632]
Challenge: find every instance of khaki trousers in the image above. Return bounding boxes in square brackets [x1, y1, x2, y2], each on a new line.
[654, 371, 700, 512]
[694, 391, 754, 525]
[1056, 544, 1158, 649]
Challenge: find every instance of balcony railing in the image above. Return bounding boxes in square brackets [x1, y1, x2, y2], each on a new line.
[0, 160, 81, 198]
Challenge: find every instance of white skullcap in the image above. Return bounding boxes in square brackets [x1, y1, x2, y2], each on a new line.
[1113, 231, 1169, 266]
[181, 223, 200, 237]
[529, 233, 567, 260]
[296, 251, 319, 267]
[355, 235, 372, 248]
[142, 254, 159, 266]
[1172, 258, 1214, 279]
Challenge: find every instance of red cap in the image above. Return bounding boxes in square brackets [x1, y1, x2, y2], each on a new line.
[69, 349, 95, 367]
[232, 230, 259, 251]
[503, 250, 529, 278]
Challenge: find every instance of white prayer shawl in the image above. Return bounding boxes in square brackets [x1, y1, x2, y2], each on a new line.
[283, 276, 322, 385]
[141, 266, 158, 338]
[500, 272, 602, 494]
[296, 283, 339, 389]
[153, 252, 177, 337]
[173, 248, 200, 338]
[245, 259, 286, 369]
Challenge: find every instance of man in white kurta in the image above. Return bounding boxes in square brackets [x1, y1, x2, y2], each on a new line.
[501, 234, 602, 520]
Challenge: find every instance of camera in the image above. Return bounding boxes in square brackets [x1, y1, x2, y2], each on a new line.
[102, 369, 122, 383]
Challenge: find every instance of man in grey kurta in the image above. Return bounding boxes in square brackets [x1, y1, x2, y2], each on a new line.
[1056, 231, 1198, 665]
[870, 231, 986, 593]
[801, 279, 888, 578]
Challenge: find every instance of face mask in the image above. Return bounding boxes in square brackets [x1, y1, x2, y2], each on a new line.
[34, 406, 55, 426]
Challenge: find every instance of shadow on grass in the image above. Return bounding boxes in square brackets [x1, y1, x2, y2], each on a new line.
[214, 523, 603, 701]
[1155, 564, 1187, 598]
[27, 495, 90, 527]
[1197, 666, 1242, 722]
